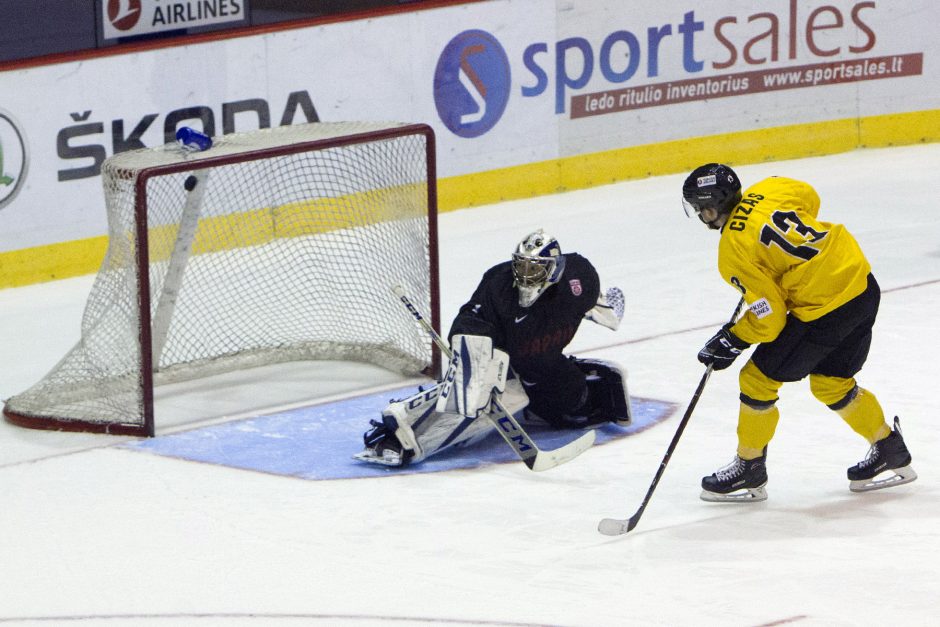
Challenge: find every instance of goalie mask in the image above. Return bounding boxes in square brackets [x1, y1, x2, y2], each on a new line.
[682, 163, 742, 230]
[512, 229, 566, 307]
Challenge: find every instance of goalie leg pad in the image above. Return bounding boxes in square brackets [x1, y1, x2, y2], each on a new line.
[418, 377, 529, 458]
[354, 379, 530, 466]
[574, 358, 632, 426]
[437, 334, 510, 418]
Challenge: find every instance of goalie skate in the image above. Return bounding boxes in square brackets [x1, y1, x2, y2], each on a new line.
[848, 416, 917, 493]
[352, 446, 406, 467]
[352, 416, 414, 467]
[700, 451, 768, 503]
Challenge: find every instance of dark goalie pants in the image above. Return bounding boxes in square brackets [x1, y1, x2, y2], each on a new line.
[515, 355, 588, 428]
[735, 274, 889, 458]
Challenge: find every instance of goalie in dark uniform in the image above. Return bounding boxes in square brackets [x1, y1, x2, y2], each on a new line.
[355, 229, 631, 467]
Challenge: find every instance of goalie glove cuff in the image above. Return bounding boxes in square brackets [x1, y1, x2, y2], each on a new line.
[584, 286, 625, 331]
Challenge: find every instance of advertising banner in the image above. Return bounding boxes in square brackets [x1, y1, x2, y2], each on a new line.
[0, 0, 937, 271]
[100, 0, 248, 41]
[548, 1, 935, 154]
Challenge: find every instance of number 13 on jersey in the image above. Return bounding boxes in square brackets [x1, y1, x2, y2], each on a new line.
[760, 210, 829, 260]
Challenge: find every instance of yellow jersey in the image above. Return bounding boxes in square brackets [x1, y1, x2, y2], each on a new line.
[718, 176, 871, 345]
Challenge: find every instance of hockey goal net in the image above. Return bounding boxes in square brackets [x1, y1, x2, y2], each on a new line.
[4, 122, 439, 436]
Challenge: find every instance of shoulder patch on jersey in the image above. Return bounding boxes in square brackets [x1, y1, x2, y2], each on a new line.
[569, 279, 582, 296]
[749, 297, 773, 319]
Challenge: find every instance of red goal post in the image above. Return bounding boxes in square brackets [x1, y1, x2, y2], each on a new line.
[4, 122, 440, 436]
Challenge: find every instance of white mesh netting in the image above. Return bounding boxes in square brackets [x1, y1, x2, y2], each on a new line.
[5, 122, 436, 434]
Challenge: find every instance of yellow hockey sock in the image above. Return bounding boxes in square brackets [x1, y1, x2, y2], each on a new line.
[835, 387, 890, 444]
[736, 403, 779, 460]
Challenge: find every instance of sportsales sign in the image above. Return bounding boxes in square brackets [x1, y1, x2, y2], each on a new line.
[100, 0, 248, 41]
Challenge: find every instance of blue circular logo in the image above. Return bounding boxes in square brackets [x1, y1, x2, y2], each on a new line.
[434, 30, 511, 138]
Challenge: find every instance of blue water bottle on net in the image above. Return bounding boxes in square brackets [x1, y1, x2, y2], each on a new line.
[176, 126, 213, 152]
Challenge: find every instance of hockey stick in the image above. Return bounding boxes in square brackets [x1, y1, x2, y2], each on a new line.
[598, 297, 747, 535]
[392, 285, 596, 471]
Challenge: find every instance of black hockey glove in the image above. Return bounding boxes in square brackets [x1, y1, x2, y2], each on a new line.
[698, 323, 750, 371]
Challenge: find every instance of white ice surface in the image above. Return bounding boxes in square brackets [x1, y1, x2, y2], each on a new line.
[2, 145, 939, 626]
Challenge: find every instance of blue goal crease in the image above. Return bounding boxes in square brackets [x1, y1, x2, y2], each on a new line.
[121, 387, 677, 480]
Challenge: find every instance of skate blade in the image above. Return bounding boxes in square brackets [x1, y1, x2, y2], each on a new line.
[850, 465, 918, 493]
[352, 450, 404, 467]
[700, 485, 768, 503]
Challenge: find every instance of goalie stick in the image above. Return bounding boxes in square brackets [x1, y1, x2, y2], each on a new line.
[598, 297, 746, 536]
[392, 284, 596, 471]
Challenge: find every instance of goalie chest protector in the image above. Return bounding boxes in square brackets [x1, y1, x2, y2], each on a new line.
[450, 252, 600, 360]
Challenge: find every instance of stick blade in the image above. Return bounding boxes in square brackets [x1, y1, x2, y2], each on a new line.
[597, 514, 638, 536]
[597, 517, 628, 536]
[529, 429, 596, 472]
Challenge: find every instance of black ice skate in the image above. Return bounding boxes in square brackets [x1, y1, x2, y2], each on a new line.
[700, 449, 768, 502]
[352, 414, 413, 467]
[847, 416, 917, 492]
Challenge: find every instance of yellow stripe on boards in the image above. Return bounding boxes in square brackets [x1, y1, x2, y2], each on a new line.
[2, 110, 937, 289]
[0, 236, 109, 288]
[0, 184, 426, 288]
[438, 108, 939, 212]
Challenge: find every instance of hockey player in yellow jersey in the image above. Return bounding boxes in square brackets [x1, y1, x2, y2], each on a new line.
[681, 163, 916, 502]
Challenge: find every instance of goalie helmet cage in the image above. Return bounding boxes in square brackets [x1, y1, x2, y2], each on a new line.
[4, 122, 440, 437]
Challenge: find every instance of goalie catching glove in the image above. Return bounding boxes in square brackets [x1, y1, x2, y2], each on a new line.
[584, 286, 625, 331]
[437, 334, 509, 418]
